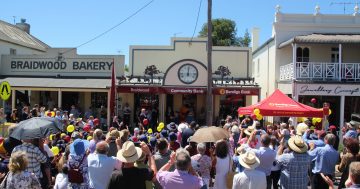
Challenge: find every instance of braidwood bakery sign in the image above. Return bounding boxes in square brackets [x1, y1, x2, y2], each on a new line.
[1, 55, 123, 77]
[296, 83, 360, 96]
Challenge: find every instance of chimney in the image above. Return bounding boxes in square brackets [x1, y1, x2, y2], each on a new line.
[16, 18, 30, 34]
[251, 27, 260, 51]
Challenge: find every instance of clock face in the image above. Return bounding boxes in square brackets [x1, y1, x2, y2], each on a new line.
[178, 64, 198, 84]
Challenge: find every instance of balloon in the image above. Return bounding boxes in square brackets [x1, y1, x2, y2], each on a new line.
[159, 122, 165, 129]
[315, 118, 322, 123]
[67, 125, 75, 133]
[49, 134, 54, 141]
[60, 133, 66, 139]
[83, 125, 91, 132]
[311, 98, 317, 104]
[157, 126, 163, 132]
[93, 118, 100, 126]
[46, 111, 52, 117]
[329, 109, 332, 115]
[143, 119, 149, 126]
[253, 109, 260, 115]
[256, 114, 263, 120]
[312, 119, 317, 125]
[239, 114, 244, 118]
[250, 114, 257, 120]
[51, 111, 55, 117]
[148, 128, 153, 134]
[51, 146, 60, 156]
[64, 135, 70, 142]
[87, 136, 93, 141]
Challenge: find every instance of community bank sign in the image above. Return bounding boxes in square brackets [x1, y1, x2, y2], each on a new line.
[296, 83, 360, 96]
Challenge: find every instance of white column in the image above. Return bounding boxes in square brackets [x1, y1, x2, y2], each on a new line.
[339, 43, 342, 81]
[339, 95, 345, 144]
[292, 82, 298, 127]
[58, 89, 62, 109]
[292, 43, 297, 79]
[11, 90, 16, 111]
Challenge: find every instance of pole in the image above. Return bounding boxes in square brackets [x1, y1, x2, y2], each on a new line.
[206, 0, 213, 125]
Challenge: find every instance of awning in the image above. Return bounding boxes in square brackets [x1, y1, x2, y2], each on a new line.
[279, 33, 360, 48]
[0, 77, 112, 89]
[238, 89, 324, 117]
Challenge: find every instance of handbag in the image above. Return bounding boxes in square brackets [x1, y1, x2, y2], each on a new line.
[0, 172, 9, 189]
[68, 154, 86, 184]
[226, 155, 236, 189]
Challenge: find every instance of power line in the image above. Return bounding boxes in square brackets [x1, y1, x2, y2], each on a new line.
[190, 0, 203, 42]
[61, 0, 155, 55]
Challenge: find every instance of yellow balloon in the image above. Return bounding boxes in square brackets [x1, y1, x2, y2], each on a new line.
[67, 125, 75, 133]
[253, 109, 260, 115]
[148, 128, 153, 134]
[51, 146, 60, 156]
[256, 114, 263, 120]
[239, 114, 244, 118]
[159, 122, 165, 129]
[51, 111, 55, 117]
[297, 117, 303, 122]
[60, 133, 66, 138]
[329, 109, 332, 115]
[316, 118, 322, 123]
[312, 119, 317, 125]
[157, 126, 163, 132]
[87, 136, 93, 141]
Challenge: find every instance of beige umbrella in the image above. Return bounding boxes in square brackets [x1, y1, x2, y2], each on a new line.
[190, 126, 230, 143]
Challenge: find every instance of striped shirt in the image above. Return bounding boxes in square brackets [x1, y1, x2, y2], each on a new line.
[12, 143, 48, 178]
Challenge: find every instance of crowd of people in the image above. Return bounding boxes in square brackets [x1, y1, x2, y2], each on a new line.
[0, 105, 359, 189]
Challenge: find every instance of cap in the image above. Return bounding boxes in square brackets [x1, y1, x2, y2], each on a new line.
[329, 125, 337, 130]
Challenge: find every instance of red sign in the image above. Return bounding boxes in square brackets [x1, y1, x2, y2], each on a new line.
[117, 86, 159, 93]
[161, 87, 206, 94]
[213, 87, 259, 96]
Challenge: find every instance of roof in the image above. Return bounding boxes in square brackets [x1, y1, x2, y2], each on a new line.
[0, 77, 112, 89]
[279, 33, 360, 48]
[0, 20, 49, 51]
[252, 37, 274, 55]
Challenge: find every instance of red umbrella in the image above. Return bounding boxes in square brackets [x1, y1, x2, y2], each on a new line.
[238, 89, 323, 118]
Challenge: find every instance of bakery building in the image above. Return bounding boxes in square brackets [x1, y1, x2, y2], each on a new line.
[0, 19, 124, 122]
[118, 38, 260, 126]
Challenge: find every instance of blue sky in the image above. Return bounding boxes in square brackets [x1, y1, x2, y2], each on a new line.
[1, 0, 357, 64]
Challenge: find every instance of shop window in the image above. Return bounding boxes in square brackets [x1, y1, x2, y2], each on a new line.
[331, 47, 339, 63]
[91, 92, 107, 108]
[219, 95, 245, 120]
[134, 93, 159, 127]
[296, 47, 309, 62]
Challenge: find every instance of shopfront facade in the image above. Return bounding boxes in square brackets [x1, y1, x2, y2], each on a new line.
[118, 38, 259, 126]
[0, 48, 124, 123]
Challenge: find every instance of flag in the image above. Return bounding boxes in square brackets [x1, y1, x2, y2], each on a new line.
[110, 59, 116, 120]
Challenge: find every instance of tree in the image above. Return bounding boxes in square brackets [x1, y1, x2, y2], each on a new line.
[124, 64, 129, 72]
[199, 18, 250, 47]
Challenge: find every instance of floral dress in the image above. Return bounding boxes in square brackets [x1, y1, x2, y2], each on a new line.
[68, 154, 89, 189]
[6, 171, 41, 189]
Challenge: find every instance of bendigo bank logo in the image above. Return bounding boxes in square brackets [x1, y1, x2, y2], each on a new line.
[219, 89, 226, 95]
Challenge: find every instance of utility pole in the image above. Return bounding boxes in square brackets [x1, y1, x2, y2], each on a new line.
[206, 0, 213, 125]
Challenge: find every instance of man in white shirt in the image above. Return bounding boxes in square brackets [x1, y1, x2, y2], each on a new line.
[232, 151, 266, 189]
[88, 141, 122, 189]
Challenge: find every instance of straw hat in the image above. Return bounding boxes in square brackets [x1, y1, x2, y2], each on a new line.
[244, 126, 255, 136]
[239, 151, 260, 170]
[117, 141, 142, 163]
[288, 135, 308, 153]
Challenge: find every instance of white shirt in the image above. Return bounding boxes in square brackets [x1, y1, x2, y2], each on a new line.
[232, 169, 266, 189]
[54, 173, 69, 189]
[43, 144, 54, 157]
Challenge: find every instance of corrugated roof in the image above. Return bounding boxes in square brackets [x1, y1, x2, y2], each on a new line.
[279, 33, 360, 48]
[0, 77, 112, 89]
[0, 20, 49, 51]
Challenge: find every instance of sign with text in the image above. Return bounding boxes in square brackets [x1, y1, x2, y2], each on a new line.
[161, 87, 206, 94]
[0, 54, 124, 78]
[0, 81, 11, 101]
[296, 83, 360, 96]
[118, 86, 160, 93]
[213, 87, 259, 96]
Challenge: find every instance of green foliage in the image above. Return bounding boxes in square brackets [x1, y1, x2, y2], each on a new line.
[198, 18, 250, 47]
[124, 64, 129, 72]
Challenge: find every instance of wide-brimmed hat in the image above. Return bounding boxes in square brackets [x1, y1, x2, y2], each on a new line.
[70, 139, 90, 155]
[117, 141, 142, 163]
[288, 135, 308, 153]
[349, 114, 360, 128]
[167, 122, 178, 132]
[244, 126, 255, 136]
[239, 151, 260, 169]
